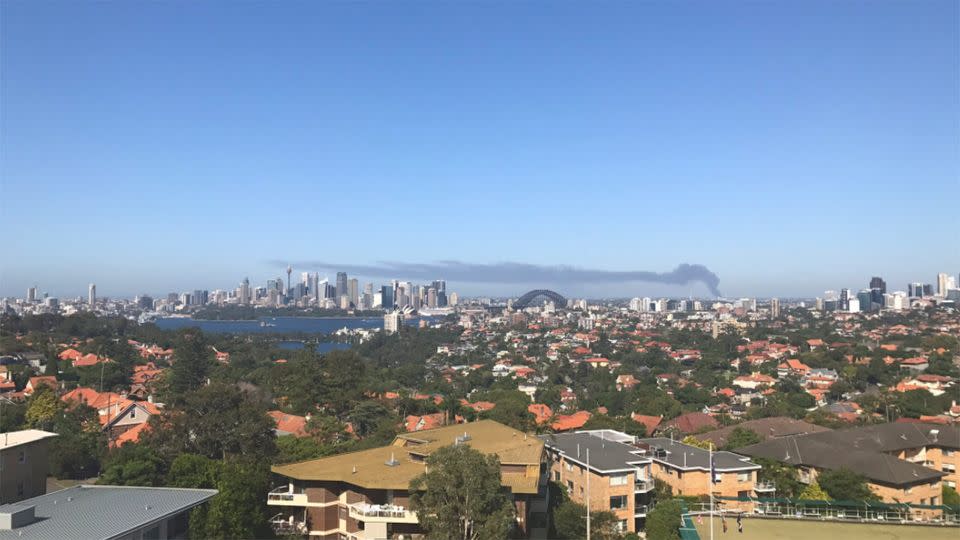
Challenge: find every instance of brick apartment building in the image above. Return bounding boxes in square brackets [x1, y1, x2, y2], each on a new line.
[267, 420, 547, 540]
[542, 430, 762, 533]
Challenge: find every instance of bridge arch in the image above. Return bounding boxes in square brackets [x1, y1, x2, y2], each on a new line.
[513, 289, 567, 309]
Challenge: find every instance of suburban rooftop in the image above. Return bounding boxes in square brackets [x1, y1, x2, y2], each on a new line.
[0, 429, 58, 451]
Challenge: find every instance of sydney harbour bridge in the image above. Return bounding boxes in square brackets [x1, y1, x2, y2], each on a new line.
[513, 289, 567, 309]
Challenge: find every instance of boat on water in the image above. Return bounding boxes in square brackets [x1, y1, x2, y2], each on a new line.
[259, 320, 277, 327]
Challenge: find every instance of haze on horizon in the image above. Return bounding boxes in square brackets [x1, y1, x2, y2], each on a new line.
[1, 2, 957, 299]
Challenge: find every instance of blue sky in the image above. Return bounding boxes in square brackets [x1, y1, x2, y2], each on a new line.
[2, 1, 957, 299]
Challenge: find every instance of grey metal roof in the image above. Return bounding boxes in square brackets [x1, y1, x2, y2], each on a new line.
[803, 422, 959, 452]
[738, 436, 946, 487]
[0, 485, 217, 540]
[637, 437, 760, 472]
[540, 432, 651, 473]
[694, 417, 831, 448]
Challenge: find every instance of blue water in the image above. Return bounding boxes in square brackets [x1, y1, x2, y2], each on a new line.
[153, 316, 432, 335]
[276, 341, 351, 353]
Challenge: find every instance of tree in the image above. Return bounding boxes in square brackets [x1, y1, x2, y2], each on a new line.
[681, 436, 714, 450]
[754, 458, 802, 498]
[165, 330, 214, 400]
[25, 386, 60, 430]
[145, 383, 276, 463]
[553, 500, 622, 540]
[798, 480, 830, 501]
[348, 401, 393, 438]
[644, 499, 681, 540]
[409, 444, 515, 540]
[943, 485, 960, 508]
[99, 443, 166, 486]
[723, 427, 761, 450]
[817, 468, 877, 501]
[49, 404, 106, 479]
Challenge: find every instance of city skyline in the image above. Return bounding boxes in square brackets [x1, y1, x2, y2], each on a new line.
[2, 2, 958, 298]
[5, 264, 957, 302]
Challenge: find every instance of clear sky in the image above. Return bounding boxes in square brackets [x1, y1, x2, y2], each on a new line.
[2, 1, 957, 299]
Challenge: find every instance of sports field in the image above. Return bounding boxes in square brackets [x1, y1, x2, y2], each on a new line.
[693, 516, 958, 540]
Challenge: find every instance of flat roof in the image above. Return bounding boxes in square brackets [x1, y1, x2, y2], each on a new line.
[272, 420, 544, 494]
[638, 437, 761, 472]
[0, 485, 217, 540]
[0, 429, 58, 450]
[541, 432, 651, 473]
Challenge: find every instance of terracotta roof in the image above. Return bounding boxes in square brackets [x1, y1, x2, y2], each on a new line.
[268, 410, 308, 437]
[659, 412, 718, 434]
[528, 404, 553, 425]
[551, 411, 592, 432]
[631, 413, 663, 434]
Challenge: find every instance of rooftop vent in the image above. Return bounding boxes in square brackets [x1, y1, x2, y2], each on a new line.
[385, 453, 400, 467]
[0, 506, 35, 531]
[454, 432, 472, 445]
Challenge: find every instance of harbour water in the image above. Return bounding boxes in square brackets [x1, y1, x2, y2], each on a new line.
[153, 316, 432, 334]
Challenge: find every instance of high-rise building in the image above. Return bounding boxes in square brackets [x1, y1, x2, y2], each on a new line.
[286, 265, 293, 296]
[240, 278, 251, 305]
[770, 298, 780, 318]
[88, 283, 96, 307]
[869, 277, 886, 295]
[908, 283, 926, 298]
[380, 285, 394, 310]
[427, 287, 438, 308]
[192, 290, 208, 306]
[348, 278, 359, 307]
[938, 273, 952, 297]
[384, 311, 403, 334]
[448, 292, 459, 306]
[857, 290, 873, 312]
[27, 287, 37, 302]
[839, 289, 851, 311]
[336, 272, 348, 301]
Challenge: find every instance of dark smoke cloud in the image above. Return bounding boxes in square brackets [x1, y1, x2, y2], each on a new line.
[267, 260, 722, 297]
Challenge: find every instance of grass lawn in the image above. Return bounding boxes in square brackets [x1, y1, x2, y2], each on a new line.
[693, 516, 958, 540]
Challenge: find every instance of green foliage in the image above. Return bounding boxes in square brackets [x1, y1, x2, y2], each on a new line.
[409, 444, 516, 540]
[25, 386, 61, 430]
[145, 382, 276, 462]
[644, 499, 681, 540]
[755, 458, 803, 498]
[553, 500, 622, 540]
[943, 485, 960, 508]
[723, 427, 761, 450]
[817, 468, 878, 501]
[476, 389, 536, 431]
[167, 454, 220, 489]
[274, 435, 329, 464]
[798, 480, 830, 501]
[99, 443, 167, 486]
[49, 405, 106, 479]
[0, 401, 26, 432]
[165, 330, 214, 399]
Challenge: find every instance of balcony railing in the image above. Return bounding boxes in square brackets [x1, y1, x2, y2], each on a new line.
[269, 513, 307, 535]
[754, 481, 776, 492]
[267, 485, 307, 505]
[348, 503, 419, 523]
[635, 505, 650, 516]
[634, 479, 655, 492]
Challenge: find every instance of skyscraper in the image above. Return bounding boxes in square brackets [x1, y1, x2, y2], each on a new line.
[286, 265, 293, 296]
[336, 272, 348, 301]
[938, 273, 951, 297]
[380, 285, 394, 310]
[27, 287, 36, 302]
[869, 277, 886, 294]
[770, 297, 780, 318]
[427, 287, 437, 308]
[240, 277, 251, 305]
[348, 278, 359, 307]
[839, 288, 851, 311]
[88, 283, 96, 307]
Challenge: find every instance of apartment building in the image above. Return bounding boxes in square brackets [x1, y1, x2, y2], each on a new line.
[0, 430, 58, 504]
[541, 430, 762, 533]
[740, 423, 951, 518]
[267, 420, 546, 540]
[542, 430, 656, 533]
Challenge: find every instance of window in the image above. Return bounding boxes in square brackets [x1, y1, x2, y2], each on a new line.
[920, 498, 926, 506]
[554, 471, 560, 482]
[130, 408, 136, 419]
[17, 451, 25, 464]
[943, 464, 956, 473]
[931, 496, 938, 506]
[610, 475, 628, 486]
[947, 481, 957, 489]
[609, 495, 628, 510]
[579, 486, 584, 496]
[616, 520, 628, 532]
[567, 480, 574, 491]
[944, 450, 955, 457]
[738, 472, 751, 482]
[737, 490, 750, 499]
[565, 462, 573, 471]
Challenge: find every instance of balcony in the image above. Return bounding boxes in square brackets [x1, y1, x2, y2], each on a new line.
[269, 513, 307, 535]
[754, 481, 776, 492]
[348, 503, 419, 524]
[267, 485, 308, 506]
[635, 505, 651, 517]
[634, 478, 655, 493]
